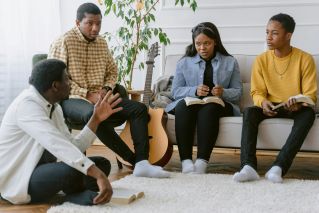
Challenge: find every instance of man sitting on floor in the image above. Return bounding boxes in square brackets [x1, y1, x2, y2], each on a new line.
[0, 59, 123, 205]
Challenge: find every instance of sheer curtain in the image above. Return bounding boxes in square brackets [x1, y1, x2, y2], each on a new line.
[0, 0, 61, 121]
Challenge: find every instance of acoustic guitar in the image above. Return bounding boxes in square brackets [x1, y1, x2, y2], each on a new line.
[118, 42, 173, 167]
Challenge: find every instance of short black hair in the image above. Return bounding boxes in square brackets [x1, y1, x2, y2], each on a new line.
[29, 59, 66, 93]
[269, 13, 295, 33]
[76, 3, 101, 21]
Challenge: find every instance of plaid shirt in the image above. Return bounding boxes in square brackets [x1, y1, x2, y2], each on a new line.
[48, 27, 117, 98]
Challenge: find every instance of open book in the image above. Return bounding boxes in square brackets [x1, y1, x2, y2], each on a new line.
[110, 188, 145, 204]
[271, 94, 315, 111]
[184, 96, 225, 107]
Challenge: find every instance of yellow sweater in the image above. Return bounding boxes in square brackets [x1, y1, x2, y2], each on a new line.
[251, 47, 317, 107]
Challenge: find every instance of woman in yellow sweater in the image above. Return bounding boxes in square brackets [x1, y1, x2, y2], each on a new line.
[233, 13, 317, 183]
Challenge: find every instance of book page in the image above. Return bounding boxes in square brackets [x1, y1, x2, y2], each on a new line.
[289, 94, 315, 105]
[184, 97, 203, 106]
[184, 96, 225, 107]
[202, 96, 225, 107]
[110, 188, 144, 204]
[272, 102, 285, 111]
[272, 94, 315, 111]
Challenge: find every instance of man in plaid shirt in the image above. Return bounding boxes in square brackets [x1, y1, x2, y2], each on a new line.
[48, 2, 170, 178]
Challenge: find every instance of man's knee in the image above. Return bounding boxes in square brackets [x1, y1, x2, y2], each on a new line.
[243, 106, 261, 120]
[113, 84, 128, 99]
[61, 99, 93, 123]
[298, 107, 315, 126]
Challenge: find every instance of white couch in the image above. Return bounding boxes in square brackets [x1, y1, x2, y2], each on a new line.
[164, 54, 319, 151]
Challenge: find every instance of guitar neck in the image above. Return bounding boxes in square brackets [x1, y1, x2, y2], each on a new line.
[142, 60, 154, 107]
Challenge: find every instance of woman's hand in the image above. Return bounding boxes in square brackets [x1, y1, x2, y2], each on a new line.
[211, 85, 224, 97]
[196, 84, 210, 96]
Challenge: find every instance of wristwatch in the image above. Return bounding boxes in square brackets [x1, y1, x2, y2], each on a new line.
[102, 86, 113, 92]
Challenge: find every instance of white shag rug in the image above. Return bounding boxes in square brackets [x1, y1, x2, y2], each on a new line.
[48, 173, 319, 213]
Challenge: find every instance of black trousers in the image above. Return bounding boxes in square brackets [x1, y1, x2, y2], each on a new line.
[174, 100, 233, 161]
[28, 151, 111, 205]
[61, 90, 149, 165]
[240, 106, 315, 176]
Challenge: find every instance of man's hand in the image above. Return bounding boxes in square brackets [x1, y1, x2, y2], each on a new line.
[261, 100, 277, 117]
[93, 91, 123, 123]
[196, 84, 210, 96]
[211, 85, 224, 97]
[284, 98, 303, 112]
[87, 90, 123, 133]
[86, 91, 100, 104]
[87, 165, 113, 205]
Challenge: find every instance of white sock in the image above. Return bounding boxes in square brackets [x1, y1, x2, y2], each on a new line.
[194, 159, 208, 174]
[265, 166, 283, 183]
[233, 165, 260, 182]
[133, 160, 170, 178]
[182, 159, 194, 173]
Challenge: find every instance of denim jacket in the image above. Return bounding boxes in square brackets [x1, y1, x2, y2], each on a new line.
[165, 52, 243, 115]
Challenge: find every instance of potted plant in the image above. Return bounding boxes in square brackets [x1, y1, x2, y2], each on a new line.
[99, 0, 197, 90]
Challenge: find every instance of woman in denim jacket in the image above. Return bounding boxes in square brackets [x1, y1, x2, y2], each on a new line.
[165, 22, 242, 174]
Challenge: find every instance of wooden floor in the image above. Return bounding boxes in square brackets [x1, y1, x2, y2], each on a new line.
[2, 145, 319, 213]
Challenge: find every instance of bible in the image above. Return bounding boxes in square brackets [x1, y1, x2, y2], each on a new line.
[184, 96, 225, 107]
[271, 94, 315, 111]
[110, 188, 145, 204]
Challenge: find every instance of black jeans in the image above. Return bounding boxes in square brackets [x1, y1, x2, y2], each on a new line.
[240, 106, 315, 176]
[28, 151, 111, 205]
[174, 100, 233, 161]
[60, 90, 149, 165]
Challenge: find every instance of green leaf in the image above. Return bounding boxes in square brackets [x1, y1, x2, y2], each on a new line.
[136, 15, 141, 23]
[104, 2, 112, 15]
[149, 14, 155, 21]
[112, 4, 116, 14]
[191, 1, 198, 11]
[154, 28, 158, 36]
[130, 20, 135, 28]
[138, 62, 145, 70]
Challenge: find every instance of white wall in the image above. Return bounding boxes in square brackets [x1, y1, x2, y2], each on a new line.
[59, 0, 319, 90]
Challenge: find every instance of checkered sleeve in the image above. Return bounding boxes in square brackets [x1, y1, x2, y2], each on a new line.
[48, 38, 68, 65]
[48, 38, 88, 98]
[69, 80, 88, 98]
[103, 43, 118, 89]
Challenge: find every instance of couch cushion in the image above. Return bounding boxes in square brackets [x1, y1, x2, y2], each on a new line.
[166, 114, 319, 151]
